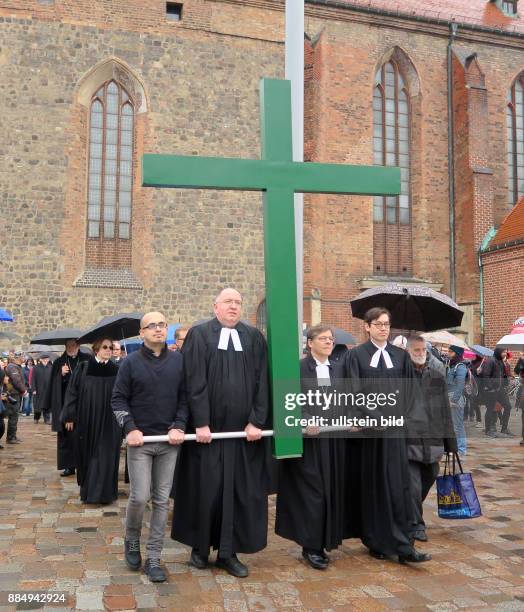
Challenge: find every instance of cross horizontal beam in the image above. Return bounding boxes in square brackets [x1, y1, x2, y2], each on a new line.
[143, 154, 401, 196]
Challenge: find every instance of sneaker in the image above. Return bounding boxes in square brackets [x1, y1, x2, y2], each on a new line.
[124, 539, 142, 570]
[500, 429, 516, 437]
[144, 558, 166, 582]
[6, 439, 20, 444]
[475, 421, 483, 428]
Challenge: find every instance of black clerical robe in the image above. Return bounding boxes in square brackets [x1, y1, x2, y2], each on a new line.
[171, 318, 270, 557]
[43, 351, 89, 470]
[275, 355, 348, 552]
[345, 340, 420, 557]
[61, 358, 121, 504]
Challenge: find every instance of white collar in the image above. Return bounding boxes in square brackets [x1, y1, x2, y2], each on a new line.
[95, 356, 109, 364]
[313, 356, 330, 367]
[369, 341, 394, 369]
[218, 327, 243, 351]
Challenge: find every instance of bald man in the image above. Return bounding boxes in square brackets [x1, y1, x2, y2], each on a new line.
[171, 288, 270, 578]
[112, 311, 188, 583]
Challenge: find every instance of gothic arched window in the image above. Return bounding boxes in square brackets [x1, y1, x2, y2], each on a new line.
[507, 74, 524, 207]
[88, 80, 134, 240]
[373, 61, 411, 226]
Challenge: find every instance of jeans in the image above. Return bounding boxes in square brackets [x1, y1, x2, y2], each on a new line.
[450, 401, 467, 455]
[22, 394, 32, 416]
[126, 442, 179, 558]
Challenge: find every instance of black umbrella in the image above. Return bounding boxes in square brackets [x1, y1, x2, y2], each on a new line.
[0, 330, 20, 341]
[30, 328, 84, 345]
[350, 284, 464, 332]
[303, 326, 356, 345]
[77, 313, 143, 344]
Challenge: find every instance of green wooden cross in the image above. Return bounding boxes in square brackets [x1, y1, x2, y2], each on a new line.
[143, 78, 400, 458]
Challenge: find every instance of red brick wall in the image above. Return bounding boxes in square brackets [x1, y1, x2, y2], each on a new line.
[481, 244, 524, 348]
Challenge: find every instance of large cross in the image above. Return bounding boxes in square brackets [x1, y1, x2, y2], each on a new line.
[143, 78, 400, 458]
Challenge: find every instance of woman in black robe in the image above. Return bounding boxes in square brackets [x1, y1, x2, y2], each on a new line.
[344, 307, 430, 563]
[61, 338, 121, 504]
[276, 324, 348, 569]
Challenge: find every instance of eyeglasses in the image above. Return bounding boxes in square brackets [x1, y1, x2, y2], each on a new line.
[101, 344, 113, 350]
[142, 322, 168, 330]
[371, 322, 391, 329]
[316, 336, 334, 343]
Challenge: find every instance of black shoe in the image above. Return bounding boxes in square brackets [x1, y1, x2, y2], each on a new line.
[60, 468, 75, 477]
[124, 539, 142, 570]
[369, 549, 387, 560]
[144, 558, 166, 582]
[190, 549, 208, 569]
[520, 439, 524, 446]
[412, 531, 428, 542]
[6, 438, 20, 444]
[215, 554, 249, 578]
[302, 548, 329, 570]
[500, 429, 515, 437]
[398, 549, 432, 564]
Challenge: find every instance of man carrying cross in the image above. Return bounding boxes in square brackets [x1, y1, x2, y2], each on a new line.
[171, 288, 271, 578]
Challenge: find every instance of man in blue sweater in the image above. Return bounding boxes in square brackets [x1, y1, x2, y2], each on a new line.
[112, 311, 187, 583]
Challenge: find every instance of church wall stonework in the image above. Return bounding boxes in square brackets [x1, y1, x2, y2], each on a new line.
[1, 0, 523, 344]
[0, 1, 284, 341]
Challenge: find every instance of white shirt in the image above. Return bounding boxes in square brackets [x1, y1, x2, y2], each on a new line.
[314, 357, 331, 386]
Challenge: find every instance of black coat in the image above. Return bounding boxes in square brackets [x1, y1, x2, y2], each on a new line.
[62, 358, 121, 504]
[32, 362, 53, 406]
[275, 355, 348, 551]
[171, 318, 271, 557]
[343, 340, 416, 557]
[407, 354, 457, 463]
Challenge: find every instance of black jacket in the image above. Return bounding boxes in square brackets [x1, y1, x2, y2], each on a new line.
[112, 344, 188, 436]
[478, 356, 505, 392]
[407, 354, 457, 463]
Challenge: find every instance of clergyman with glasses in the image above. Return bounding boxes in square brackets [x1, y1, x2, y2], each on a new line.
[344, 307, 431, 564]
[112, 311, 187, 583]
[171, 288, 271, 579]
[276, 324, 349, 570]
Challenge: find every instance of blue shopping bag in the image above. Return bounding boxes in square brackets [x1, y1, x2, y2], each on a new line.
[436, 453, 482, 519]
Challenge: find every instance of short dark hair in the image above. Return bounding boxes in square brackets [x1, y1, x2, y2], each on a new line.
[363, 307, 391, 325]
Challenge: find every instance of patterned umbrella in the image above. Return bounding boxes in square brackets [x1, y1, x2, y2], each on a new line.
[350, 284, 464, 332]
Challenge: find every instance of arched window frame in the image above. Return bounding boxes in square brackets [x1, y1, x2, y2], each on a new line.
[507, 74, 524, 207]
[87, 79, 135, 241]
[373, 61, 412, 227]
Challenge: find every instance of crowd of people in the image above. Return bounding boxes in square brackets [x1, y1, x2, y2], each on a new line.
[0, 289, 522, 585]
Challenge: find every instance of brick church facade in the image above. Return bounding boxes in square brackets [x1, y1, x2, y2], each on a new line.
[1, 0, 523, 346]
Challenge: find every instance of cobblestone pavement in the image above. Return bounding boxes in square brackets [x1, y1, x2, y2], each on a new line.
[0, 415, 523, 611]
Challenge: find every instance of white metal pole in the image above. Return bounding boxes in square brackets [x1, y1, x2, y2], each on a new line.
[285, 0, 305, 355]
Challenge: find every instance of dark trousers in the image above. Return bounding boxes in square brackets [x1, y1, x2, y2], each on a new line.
[466, 396, 481, 422]
[408, 460, 440, 536]
[485, 390, 512, 433]
[5, 399, 20, 441]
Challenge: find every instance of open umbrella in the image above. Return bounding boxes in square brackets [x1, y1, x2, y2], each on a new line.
[496, 333, 524, 351]
[0, 308, 14, 322]
[0, 330, 20, 341]
[469, 344, 494, 358]
[350, 283, 464, 332]
[31, 328, 83, 345]
[303, 326, 356, 345]
[421, 330, 468, 349]
[77, 313, 142, 344]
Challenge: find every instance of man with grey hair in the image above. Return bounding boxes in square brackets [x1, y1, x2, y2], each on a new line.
[406, 335, 457, 542]
[171, 288, 270, 578]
